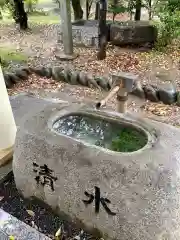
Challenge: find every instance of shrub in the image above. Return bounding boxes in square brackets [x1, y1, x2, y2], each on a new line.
[155, 10, 180, 49]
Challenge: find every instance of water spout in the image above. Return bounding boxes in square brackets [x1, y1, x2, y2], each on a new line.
[96, 86, 120, 109]
[95, 73, 136, 114]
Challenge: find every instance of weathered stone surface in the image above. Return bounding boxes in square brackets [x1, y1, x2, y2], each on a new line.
[33, 67, 52, 78]
[59, 20, 99, 48]
[3, 73, 14, 88]
[177, 92, 180, 106]
[78, 71, 88, 86]
[20, 67, 32, 75]
[13, 101, 180, 240]
[157, 82, 177, 105]
[15, 69, 28, 80]
[52, 66, 64, 81]
[70, 71, 79, 85]
[86, 73, 100, 89]
[32, 67, 46, 76]
[143, 85, 159, 102]
[63, 68, 71, 83]
[131, 81, 145, 98]
[94, 76, 110, 91]
[110, 21, 157, 46]
[43, 67, 52, 78]
[8, 73, 21, 84]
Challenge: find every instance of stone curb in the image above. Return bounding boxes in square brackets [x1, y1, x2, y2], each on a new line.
[3, 66, 179, 106]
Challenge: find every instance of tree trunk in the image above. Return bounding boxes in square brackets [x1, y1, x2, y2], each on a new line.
[95, 2, 100, 20]
[97, 0, 107, 60]
[13, 0, 28, 30]
[86, 0, 93, 20]
[112, 0, 118, 22]
[86, 0, 88, 19]
[71, 0, 83, 20]
[0, 10, 2, 19]
[134, 0, 141, 21]
[148, 0, 152, 20]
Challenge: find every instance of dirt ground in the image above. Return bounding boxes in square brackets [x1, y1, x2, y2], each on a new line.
[0, 22, 180, 127]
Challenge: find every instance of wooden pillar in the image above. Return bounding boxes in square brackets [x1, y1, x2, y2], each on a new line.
[0, 66, 17, 166]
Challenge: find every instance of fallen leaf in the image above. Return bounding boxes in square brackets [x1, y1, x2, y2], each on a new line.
[0, 196, 4, 201]
[55, 226, 62, 238]
[31, 221, 38, 230]
[9, 236, 15, 240]
[26, 209, 35, 217]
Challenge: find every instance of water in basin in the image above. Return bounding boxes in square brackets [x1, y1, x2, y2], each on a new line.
[53, 114, 148, 152]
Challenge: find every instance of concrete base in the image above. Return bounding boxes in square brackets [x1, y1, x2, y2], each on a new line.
[55, 52, 78, 61]
[0, 146, 13, 167]
[12, 97, 180, 240]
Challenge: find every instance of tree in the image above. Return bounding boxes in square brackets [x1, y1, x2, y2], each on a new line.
[13, 0, 28, 29]
[95, 1, 100, 20]
[155, 0, 180, 48]
[71, 0, 83, 20]
[108, 0, 127, 22]
[146, 0, 152, 20]
[85, 0, 93, 19]
[134, 0, 142, 20]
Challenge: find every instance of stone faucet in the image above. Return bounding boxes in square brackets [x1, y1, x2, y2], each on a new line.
[95, 72, 138, 113]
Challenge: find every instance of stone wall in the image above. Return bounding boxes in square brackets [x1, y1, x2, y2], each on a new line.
[58, 21, 99, 48]
[57, 20, 157, 48]
[3, 66, 180, 106]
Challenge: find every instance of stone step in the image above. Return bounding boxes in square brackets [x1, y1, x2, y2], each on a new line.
[0, 209, 51, 240]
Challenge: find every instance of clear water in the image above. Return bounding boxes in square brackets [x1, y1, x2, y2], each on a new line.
[53, 114, 147, 152]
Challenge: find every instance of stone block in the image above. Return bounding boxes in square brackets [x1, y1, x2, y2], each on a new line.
[59, 20, 99, 48]
[13, 102, 180, 240]
[143, 85, 159, 102]
[157, 82, 177, 105]
[110, 21, 158, 46]
[112, 72, 138, 92]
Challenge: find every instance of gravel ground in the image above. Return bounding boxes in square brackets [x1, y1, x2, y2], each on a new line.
[0, 22, 179, 85]
[7, 74, 180, 127]
[0, 172, 97, 240]
[1, 22, 180, 126]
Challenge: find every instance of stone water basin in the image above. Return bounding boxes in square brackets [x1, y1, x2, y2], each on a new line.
[13, 102, 180, 240]
[52, 113, 149, 153]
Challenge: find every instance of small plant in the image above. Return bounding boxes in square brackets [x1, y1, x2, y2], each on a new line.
[155, 10, 180, 49]
[111, 128, 147, 152]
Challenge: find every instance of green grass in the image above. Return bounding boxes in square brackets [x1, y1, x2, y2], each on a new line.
[0, 6, 60, 25]
[0, 47, 27, 68]
[29, 13, 59, 24]
[1, 13, 60, 24]
[38, 0, 53, 3]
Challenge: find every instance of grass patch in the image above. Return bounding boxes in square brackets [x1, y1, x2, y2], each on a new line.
[0, 47, 27, 67]
[28, 13, 59, 24]
[0, 8, 60, 25]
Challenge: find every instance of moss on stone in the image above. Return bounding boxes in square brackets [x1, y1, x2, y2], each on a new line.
[111, 128, 147, 152]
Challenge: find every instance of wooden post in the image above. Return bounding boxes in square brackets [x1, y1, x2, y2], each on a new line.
[56, 0, 77, 60]
[116, 89, 128, 113]
[97, 0, 107, 60]
[0, 66, 17, 166]
[116, 80, 128, 113]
